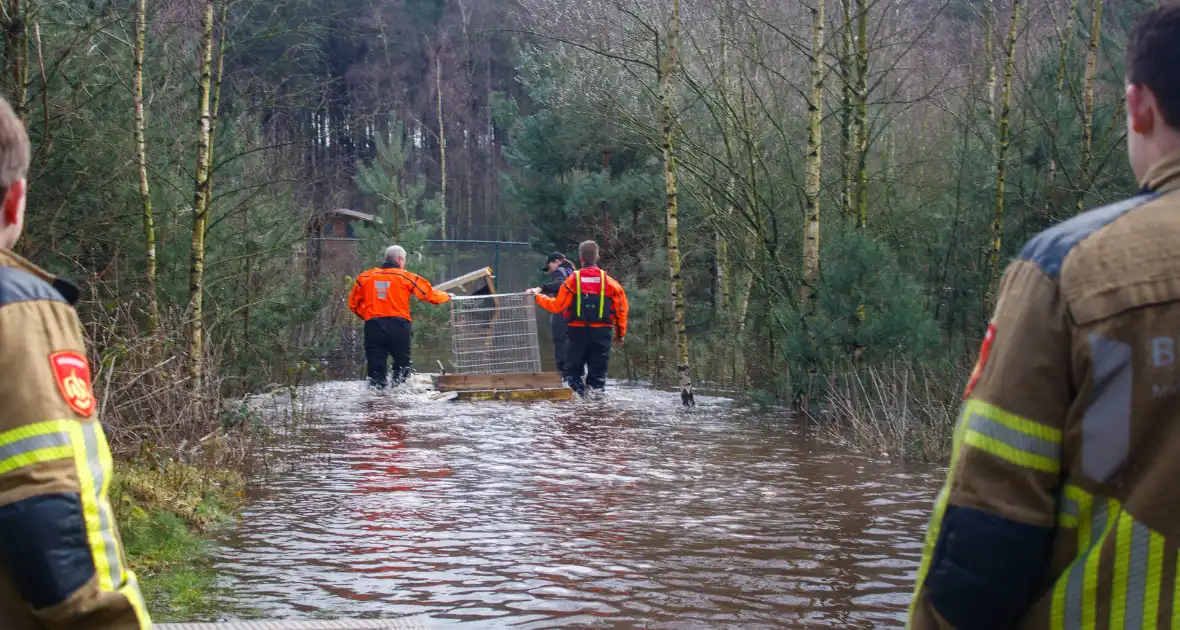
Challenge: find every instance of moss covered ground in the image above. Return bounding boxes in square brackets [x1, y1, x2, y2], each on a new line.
[110, 460, 245, 622]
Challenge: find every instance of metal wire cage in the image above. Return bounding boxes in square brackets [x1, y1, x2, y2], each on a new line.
[449, 292, 542, 374]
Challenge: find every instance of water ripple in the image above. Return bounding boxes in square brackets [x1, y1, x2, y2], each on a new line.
[211, 380, 940, 628]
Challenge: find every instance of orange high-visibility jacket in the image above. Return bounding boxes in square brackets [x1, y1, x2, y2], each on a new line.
[348, 265, 450, 321]
[535, 265, 628, 338]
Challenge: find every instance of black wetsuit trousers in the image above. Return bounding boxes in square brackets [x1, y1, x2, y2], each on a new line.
[551, 314, 569, 373]
[564, 326, 612, 395]
[364, 316, 412, 388]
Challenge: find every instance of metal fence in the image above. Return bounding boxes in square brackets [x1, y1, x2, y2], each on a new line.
[425, 240, 534, 293]
[449, 292, 542, 374]
[439, 225, 537, 242]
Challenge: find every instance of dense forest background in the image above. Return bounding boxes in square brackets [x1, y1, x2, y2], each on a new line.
[6, 0, 1154, 455]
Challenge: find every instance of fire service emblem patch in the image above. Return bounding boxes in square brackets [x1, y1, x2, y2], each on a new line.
[49, 351, 96, 417]
[963, 323, 996, 400]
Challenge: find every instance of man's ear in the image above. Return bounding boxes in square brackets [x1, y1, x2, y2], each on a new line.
[2, 178, 25, 225]
[1128, 84, 1155, 136]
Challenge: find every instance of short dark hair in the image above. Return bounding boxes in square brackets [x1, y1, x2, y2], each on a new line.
[0, 96, 28, 192]
[1126, 3, 1180, 127]
[579, 240, 599, 263]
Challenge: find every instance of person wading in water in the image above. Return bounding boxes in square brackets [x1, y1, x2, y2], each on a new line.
[537, 251, 575, 372]
[529, 240, 628, 396]
[349, 245, 452, 388]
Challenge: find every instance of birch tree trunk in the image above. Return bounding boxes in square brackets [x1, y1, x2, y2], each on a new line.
[802, 0, 824, 309]
[718, 178, 733, 318]
[989, 0, 1022, 304]
[207, 3, 227, 199]
[1078, 0, 1103, 213]
[186, 0, 216, 387]
[133, 0, 159, 336]
[715, 6, 734, 333]
[436, 53, 448, 238]
[854, 0, 869, 230]
[983, 0, 997, 118]
[840, 0, 855, 220]
[662, 0, 694, 408]
[1045, 0, 1078, 217]
[4, 0, 28, 123]
[851, 0, 869, 333]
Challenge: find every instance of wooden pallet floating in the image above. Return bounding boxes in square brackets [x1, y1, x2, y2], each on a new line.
[455, 387, 574, 402]
[434, 371, 562, 392]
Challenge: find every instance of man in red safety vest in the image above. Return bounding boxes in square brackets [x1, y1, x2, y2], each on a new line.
[528, 240, 628, 396]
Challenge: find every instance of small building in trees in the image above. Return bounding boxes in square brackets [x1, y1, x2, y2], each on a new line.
[306, 208, 376, 278]
[303, 208, 378, 379]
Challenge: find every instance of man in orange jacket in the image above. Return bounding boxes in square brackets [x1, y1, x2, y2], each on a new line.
[528, 240, 628, 396]
[349, 245, 452, 388]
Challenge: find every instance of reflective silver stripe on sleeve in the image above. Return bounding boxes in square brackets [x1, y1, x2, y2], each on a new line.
[966, 413, 1061, 460]
[1082, 334, 1132, 482]
[0, 431, 71, 461]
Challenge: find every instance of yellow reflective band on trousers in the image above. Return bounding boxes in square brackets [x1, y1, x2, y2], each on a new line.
[962, 400, 1062, 473]
[0, 420, 75, 475]
[1051, 485, 1168, 630]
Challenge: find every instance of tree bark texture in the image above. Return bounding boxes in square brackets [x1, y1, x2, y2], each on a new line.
[1045, 0, 1078, 218]
[4, 0, 28, 123]
[802, 0, 824, 310]
[1078, 0, 1103, 213]
[661, 0, 694, 408]
[436, 53, 448, 238]
[854, 0, 869, 230]
[187, 0, 216, 387]
[134, 0, 159, 336]
[983, 0, 997, 118]
[989, 0, 1022, 306]
[840, 0, 855, 221]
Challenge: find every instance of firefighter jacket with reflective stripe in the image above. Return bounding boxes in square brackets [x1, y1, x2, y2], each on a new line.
[348, 263, 450, 322]
[909, 150, 1180, 630]
[0, 248, 151, 630]
[534, 265, 628, 337]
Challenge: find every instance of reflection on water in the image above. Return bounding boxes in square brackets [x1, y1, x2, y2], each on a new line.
[212, 380, 939, 628]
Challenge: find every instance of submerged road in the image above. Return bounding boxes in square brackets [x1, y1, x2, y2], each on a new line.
[196, 380, 940, 628]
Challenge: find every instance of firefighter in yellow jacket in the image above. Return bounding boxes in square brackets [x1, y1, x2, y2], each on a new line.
[910, 6, 1180, 629]
[0, 97, 150, 628]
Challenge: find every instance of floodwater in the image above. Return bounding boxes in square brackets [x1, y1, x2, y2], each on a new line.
[210, 379, 942, 628]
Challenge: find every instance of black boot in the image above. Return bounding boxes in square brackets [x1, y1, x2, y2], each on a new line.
[566, 375, 586, 397]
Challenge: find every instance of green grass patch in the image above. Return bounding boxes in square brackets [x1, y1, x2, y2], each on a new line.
[111, 460, 245, 622]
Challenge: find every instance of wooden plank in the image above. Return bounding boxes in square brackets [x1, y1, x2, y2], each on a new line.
[435, 267, 492, 292]
[485, 274, 498, 304]
[435, 372, 562, 392]
[455, 387, 574, 402]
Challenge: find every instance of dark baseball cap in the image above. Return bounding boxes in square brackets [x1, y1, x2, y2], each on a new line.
[540, 251, 565, 271]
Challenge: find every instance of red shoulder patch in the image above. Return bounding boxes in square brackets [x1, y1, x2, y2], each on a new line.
[963, 323, 996, 400]
[49, 351, 96, 417]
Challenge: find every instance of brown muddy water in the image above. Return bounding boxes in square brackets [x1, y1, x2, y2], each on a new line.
[208, 379, 941, 628]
